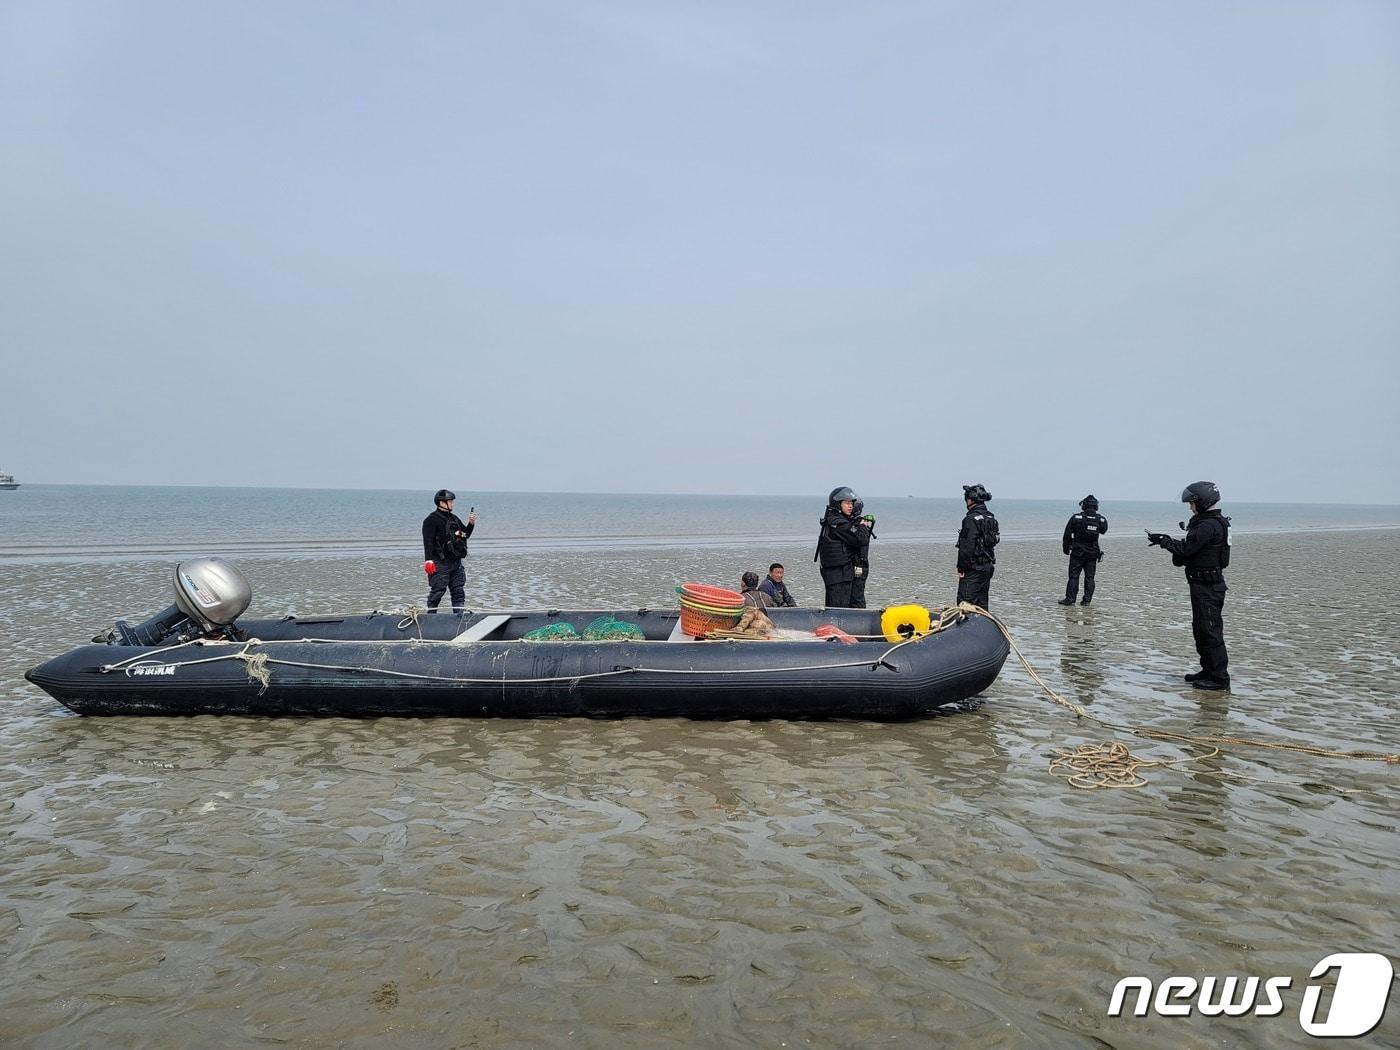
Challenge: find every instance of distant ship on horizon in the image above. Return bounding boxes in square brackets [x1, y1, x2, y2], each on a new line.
[0, 470, 19, 490]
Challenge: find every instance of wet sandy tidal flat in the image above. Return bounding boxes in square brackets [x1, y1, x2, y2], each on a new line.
[1, 531, 1397, 1047]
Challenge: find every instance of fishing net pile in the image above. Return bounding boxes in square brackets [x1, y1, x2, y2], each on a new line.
[581, 617, 645, 641]
[521, 618, 645, 642]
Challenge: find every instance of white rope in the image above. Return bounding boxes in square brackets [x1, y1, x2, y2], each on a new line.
[92, 620, 970, 686]
[100, 637, 208, 672]
[103, 649, 905, 686]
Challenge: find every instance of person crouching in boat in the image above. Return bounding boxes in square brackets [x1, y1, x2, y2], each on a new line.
[741, 571, 773, 609]
[708, 573, 776, 639]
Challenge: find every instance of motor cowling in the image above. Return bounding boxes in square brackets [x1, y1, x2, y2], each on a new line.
[111, 559, 252, 647]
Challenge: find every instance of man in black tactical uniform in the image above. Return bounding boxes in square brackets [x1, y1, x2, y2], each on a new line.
[421, 488, 475, 614]
[815, 486, 870, 608]
[1147, 481, 1231, 691]
[1060, 494, 1108, 605]
[849, 499, 877, 609]
[956, 483, 998, 609]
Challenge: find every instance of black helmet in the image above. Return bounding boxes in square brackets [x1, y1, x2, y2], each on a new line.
[1181, 481, 1220, 509]
[828, 486, 857, 506]
[741, 571, 760, 589]
[1080, 494, 1099, 510]
[963, 483, 991, 503]
[433, 489, 456, 504]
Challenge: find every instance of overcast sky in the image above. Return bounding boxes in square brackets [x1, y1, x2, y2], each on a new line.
[2, 1, 1397, 502]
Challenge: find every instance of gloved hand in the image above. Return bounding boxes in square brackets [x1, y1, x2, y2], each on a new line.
[1146, 533, 1168, 547]
[424, 560, 437, 576]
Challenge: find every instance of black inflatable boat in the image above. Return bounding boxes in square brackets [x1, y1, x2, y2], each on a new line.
[24, 560, 1009, 719]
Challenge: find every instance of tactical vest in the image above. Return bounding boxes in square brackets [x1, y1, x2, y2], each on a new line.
[1183, 513, 1231, 577]
[969, 508, 1000, 564]
[435, 512, 470, 560]
[1068, 513, 1105, 550]
[815, 511, 858, 569]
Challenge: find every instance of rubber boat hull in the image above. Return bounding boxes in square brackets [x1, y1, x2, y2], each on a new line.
[25, 607, 1010, 719]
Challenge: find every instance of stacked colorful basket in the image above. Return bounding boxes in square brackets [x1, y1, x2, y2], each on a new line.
[676, 583, 746, 638]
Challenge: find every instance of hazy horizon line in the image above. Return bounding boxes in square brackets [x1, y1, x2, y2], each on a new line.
[5, 481, 1399, 509]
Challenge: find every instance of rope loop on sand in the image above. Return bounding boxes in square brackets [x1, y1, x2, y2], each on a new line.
[955, 603, 1399, 788]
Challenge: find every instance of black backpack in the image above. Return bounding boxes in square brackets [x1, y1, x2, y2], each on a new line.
[442, 518, 470, 560]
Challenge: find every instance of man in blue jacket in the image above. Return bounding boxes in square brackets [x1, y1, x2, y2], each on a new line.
[759, 564, 798, 608]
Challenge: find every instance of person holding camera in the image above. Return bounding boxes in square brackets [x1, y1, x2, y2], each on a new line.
[421, 488, 475, 614]
[1147, 481, 1231, 691]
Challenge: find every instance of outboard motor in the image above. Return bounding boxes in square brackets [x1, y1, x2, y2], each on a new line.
[111, 558, 252, 646]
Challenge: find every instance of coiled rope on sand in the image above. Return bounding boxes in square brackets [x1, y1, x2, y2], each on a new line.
[956, 603, 1398, 789]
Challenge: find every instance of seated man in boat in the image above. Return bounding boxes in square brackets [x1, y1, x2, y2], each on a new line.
[708, 574, 776, 639]
[740, 571, 773, 609]
[759, 563, 798, 607]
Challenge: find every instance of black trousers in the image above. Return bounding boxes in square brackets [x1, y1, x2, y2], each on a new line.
[1065, 552, 1099, 602]
[850, 566, 869, 609]
[957, 564, 994, 609]
[426, 559, 466, 612]
[1188, 579, 1229, 681]
[824, 579, 854, 608]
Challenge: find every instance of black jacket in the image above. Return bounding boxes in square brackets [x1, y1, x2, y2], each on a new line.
[1161, 510, 1229, 575]
[1063, 512, 1108, 557]
[422, 508, 474, 562]
[817, 508, 865, 582]
[957, 502, 999, 572]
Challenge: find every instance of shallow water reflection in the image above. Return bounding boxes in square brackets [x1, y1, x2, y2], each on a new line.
[1, 532, 1397, 1047]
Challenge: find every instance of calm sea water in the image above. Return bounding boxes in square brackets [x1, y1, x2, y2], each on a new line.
[1, 486, 1398, 1047]
[3, 485, 1398, 562]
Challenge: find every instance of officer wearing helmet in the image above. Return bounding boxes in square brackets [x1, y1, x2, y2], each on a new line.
[1060, 495, 1108, 605]
[956, 484, 999, 609]
[814, 486, 870, 608]
[421, 489, 476, 614]
[1147, 482, 1231, 690]
[849, 498, 877, 609]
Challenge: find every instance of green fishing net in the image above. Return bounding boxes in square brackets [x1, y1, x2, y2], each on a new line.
[522, 622, 580, 642]
[581, 616, 646, 641]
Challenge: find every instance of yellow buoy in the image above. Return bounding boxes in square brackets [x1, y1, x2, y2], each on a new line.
[881, 604, 933, 643]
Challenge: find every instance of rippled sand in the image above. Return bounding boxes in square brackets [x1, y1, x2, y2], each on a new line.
[1, 532, 1397, 1047]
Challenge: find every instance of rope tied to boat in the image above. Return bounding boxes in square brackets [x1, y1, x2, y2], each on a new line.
[235, 641, 270, 694]
[396, 605, 425, 640]
[953, 602, 1400, 788]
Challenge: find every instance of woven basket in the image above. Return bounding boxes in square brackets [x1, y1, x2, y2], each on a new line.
[677, 583, 745, 637]
[679, 605, 743, 638]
